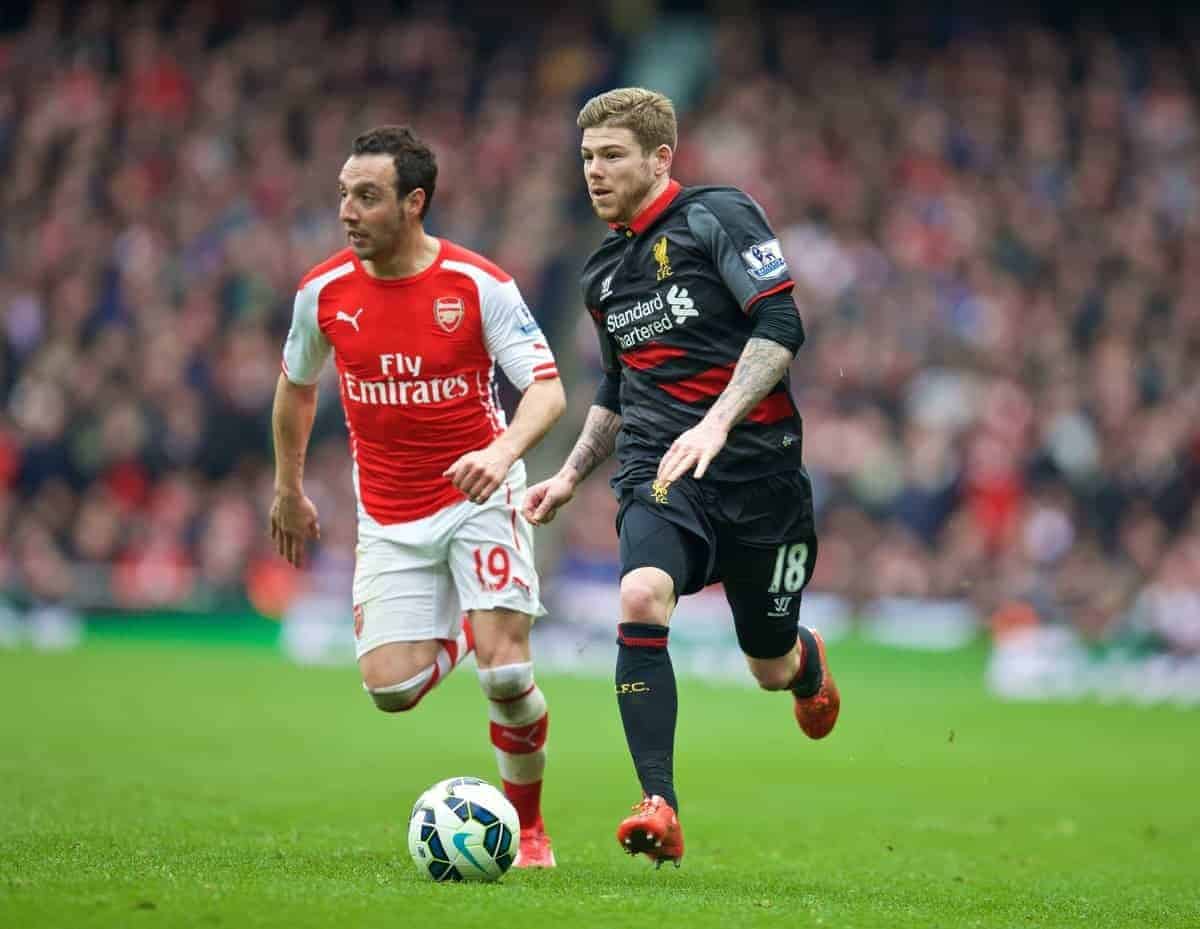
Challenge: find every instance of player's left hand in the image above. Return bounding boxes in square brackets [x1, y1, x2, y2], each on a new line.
[444, 444, 516, 504]
[657, 419, 729, 483]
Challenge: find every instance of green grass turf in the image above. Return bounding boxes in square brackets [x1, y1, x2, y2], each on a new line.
[1, 638, 1197, 929]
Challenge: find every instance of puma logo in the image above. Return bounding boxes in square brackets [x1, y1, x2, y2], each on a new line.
[506, 727, 542, 749]
[336, 308, 365, 332]
[499, 720, 544, 750]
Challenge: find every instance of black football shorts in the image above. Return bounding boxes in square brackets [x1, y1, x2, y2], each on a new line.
[616, 468, 818, 660]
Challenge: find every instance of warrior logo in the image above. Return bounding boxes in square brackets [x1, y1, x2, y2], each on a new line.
[767, 596, 794, 617]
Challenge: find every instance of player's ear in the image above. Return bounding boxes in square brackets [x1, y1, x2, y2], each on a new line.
[403, 187, 427, 221]
[653, 144, 673, 179]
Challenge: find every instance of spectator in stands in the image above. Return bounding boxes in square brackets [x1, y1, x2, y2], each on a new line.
[1, 5, 1196, 661]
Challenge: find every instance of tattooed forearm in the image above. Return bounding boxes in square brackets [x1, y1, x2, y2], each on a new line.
[562, 405, 623, 484]
[704, 337, 794, 431]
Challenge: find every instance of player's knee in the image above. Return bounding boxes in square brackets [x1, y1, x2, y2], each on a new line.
[478, 661, 546, 729]
[619, 573, 672, 624]
[360, 663, 400, 693]
[369, 690, 421, 712]
[477, 661, 534, 702]
[363, 666, 434, 713]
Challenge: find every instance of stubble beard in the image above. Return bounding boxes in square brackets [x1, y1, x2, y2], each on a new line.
[356, 226, 400, 262]
[600, 173, 655, 227]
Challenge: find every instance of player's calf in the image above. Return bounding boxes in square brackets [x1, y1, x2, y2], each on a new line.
[478, 665, 548, 800]
[746, 648, 802, 691]
[477, 660, 554, 866]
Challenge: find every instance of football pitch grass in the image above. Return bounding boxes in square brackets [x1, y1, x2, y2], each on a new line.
[2, 637, 1197, 929]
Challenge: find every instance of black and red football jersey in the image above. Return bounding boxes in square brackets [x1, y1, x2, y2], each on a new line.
[580, 181, 805, 488]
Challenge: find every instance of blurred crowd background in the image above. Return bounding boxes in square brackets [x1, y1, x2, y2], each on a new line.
[2, 1, 1198, 669]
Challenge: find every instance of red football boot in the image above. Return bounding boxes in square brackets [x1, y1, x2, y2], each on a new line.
[793, 629, 840, 739]
[616, 795, 684, 868]
[514, 817, 556, 868]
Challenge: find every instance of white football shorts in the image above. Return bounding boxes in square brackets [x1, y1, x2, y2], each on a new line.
[351, 460, 546, 659]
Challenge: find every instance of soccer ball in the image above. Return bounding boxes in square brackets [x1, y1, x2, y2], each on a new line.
[408, 776, 519, 882]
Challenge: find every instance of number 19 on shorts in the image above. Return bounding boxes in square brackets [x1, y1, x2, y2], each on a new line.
[474, 546, 511, 592]
[768, 543, 809, 594]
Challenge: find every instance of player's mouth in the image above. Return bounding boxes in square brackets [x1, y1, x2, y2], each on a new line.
[346, 229, 367, 246]
[590, 188, 613, 200]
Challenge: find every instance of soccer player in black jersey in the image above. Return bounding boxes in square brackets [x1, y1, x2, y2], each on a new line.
[524, 87, 840, 867]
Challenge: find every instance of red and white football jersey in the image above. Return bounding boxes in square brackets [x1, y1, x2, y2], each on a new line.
[281, 239, 559, 524]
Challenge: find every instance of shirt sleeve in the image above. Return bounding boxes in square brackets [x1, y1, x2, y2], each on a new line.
[281, 282, 332, 385]
[685, 190, 795, 313]
[750, 292, 806, 354]
[481, 279, 559, 391]
[588, 306, 623, 412]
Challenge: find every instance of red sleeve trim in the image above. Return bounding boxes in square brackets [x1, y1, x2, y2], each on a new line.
[744, 279, 795, 313]
[533, 370, 560, 381]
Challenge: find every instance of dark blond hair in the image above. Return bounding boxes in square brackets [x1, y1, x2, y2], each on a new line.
[577, 87, 677, 155]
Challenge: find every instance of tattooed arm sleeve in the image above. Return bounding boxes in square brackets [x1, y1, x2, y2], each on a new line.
[562, 404, 623, 484]
[703, 337, 795, 432]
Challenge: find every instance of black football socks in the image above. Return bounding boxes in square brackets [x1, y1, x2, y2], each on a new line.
[615, 622, 679, 812]
[791, 625, 823, 698]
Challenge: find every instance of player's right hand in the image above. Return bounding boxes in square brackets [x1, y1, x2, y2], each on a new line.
[270, 490, 321, 567]
[524, 474, 576, 525]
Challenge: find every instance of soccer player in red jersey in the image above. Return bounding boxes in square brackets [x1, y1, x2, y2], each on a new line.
[270, 127, 564, 868]
[526, 89, 839, 868]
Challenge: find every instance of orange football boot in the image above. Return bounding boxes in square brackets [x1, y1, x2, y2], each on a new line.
[514, 817, 556, 868]
[793, 629, 840, 739]
[616, 795, 684, 868]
